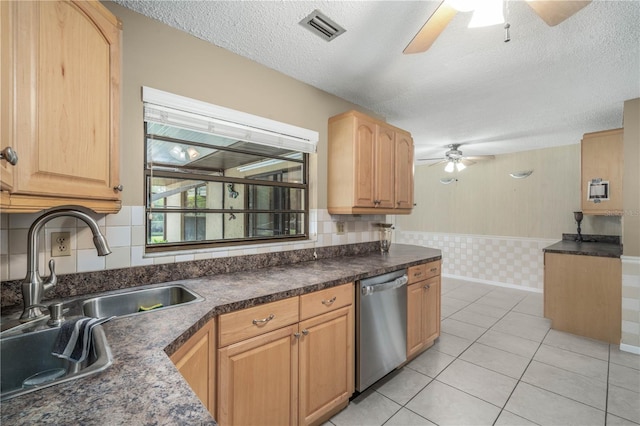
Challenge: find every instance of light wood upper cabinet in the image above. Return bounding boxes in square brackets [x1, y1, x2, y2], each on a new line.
[581, 128, 623, 215]
[0, 0, 121, 213]
[328, 110, 414, 215]
[406, 261, 441, 360]
[169, 319, 216, 415]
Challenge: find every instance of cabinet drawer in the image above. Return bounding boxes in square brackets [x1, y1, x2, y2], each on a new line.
[300, 282, 353, 321]
[219, 297, 299, 347]
[408, 260, 441, 284]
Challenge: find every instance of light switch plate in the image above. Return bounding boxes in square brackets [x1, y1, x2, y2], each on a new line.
[51, 232, 71, 257]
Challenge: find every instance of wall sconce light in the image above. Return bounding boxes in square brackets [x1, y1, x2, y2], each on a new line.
[439, 178, 458, 184]
[509, 170, 533, 179]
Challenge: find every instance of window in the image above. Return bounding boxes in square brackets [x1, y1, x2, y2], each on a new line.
[143, 87, 318, 252]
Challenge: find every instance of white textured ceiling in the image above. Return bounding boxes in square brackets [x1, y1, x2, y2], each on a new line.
[112, 0, 640, 161]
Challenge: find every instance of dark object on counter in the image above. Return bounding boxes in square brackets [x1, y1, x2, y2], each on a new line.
[52, 316, 114, 363]
[573, 211, 584, 242]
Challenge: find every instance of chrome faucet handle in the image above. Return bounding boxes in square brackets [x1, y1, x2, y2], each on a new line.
[43, 259, 57, 292]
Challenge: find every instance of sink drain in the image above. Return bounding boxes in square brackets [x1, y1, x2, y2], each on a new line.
[22, 368, 66, 387]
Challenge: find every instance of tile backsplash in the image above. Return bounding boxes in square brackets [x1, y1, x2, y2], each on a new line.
[0, 207, 386, 281]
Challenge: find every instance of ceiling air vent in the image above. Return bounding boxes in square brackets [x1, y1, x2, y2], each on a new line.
[299, 10, 346, 41]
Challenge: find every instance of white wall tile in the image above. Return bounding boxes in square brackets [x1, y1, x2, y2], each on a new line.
[131, 226, 146, 247]
[106, 226, 132, 248]
[106, 246, 131, 270]
[175, 254, 195, 263]
[76, 249, 106, 273]
[131, 206, 145, 226]
[131, 246, 153, 267]
[105, 206, 130, 227]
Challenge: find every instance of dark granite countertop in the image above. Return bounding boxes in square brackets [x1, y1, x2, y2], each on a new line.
[0, 244, 441, 425]
[543, 234, 622, 258]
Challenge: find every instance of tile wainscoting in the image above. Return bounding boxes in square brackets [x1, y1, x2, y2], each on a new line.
[622, 256, 640, 353]
[395, 231, 557, 292]
[0, 207, 386, 281]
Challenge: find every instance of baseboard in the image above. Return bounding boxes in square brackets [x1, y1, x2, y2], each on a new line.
[619, 343, 640, 355]
[443, 274, 543, 293]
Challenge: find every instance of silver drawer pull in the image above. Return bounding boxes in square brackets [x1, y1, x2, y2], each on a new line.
[252, 313, 275, 325]
[430, 267, 438, 272]
[322, 297, 337, 306]
[424, 284, 431, 290]
[302, 329, 309, 336]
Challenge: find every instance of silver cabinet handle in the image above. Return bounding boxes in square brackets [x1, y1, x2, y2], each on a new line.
[252, 313, 275, 325]
[0, 147, 18, 165]
[430, 267, 438, 273]
[294, 332, 301, 338]
[423, 284, 431, 290]
[113, 184, 124, 192]
[322, 296, 337, 306]
[301, 329, 309, 336]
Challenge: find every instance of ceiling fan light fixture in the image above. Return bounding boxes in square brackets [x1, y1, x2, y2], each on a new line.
[445, 161, 455, 173]
[468, 0, 504, 28]
[456, 161, 466, 171]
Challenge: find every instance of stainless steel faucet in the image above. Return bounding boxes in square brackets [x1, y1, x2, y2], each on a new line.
[20, 207, 111, 322]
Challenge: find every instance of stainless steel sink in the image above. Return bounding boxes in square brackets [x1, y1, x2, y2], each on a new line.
[82, 285, 203, 319]
[0, 324, 112, 401]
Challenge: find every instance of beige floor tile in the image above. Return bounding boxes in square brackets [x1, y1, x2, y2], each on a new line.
[384, 408, 436, 426]
[494, 410, 539, 426]
[373, 367, 431, 405]
[437, 359, 518, 407]
[330, 389, 400, 426]
[609, 362, 640, 393]
[491, 312, 551, 342]
[606, 413, 640, 425]
[441, 318, 487, 341]
[406, 348, 455, 378]
[534, 344, 608, 382]
[406, 381, 500, 426]
[608, 384, 640, 424]
[543, 329, 609, 361]
[449, 308, 500, 328]
[475, 292, 524, 310]
[610, 347, 640, 370]
[505, 382, 605, 426]
[444, 285, 493, 302]
[477, 330, 540, 359]
[430, 332, 473, 357]
[441, 296, 471, 311]
[462, 302, 510, 319]
[459, 342, 530, 379]
[521, 361, 607, 410]
[512, 293, 544, 317]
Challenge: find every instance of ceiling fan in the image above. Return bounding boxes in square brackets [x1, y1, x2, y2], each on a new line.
[419, 144, 495, 172]
[404, 0, 592, 54]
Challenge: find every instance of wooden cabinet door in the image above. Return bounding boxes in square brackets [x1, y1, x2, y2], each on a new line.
[423, 276, 441, 344]
[170, 319, 216, 414]
[395, 132, 414, 209]
[3, 0, 121, 212]
[375, 125, 395, 209]
[0, 1, 14, 194]
[218, 325, 298, 426]
[298, 305, 354, 426]
[353, 117, 377, 208]
[581, 129, 623, 215]
[406, 282, 425, 359]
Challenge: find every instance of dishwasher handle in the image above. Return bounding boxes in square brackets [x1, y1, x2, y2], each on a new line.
[361, 274, 408, 296]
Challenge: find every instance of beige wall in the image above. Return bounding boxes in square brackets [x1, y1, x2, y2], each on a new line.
[103, 2, 371, 210]
[623, 98, 640, 256]
[396, 144, 622, 239]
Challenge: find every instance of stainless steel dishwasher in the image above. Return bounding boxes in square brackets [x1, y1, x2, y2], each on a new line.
[356, 269, 408, 392]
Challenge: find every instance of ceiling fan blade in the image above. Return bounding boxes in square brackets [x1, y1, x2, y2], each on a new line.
[526, 0, 591, 26]
[418, 156, 446, 161]
[464, 155, 495, 161]
[403, 1, 457, 54]
[460, 159, 476, 166]
[427, 159, 449, 167]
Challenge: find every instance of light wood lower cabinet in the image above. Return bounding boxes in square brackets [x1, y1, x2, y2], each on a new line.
[169, 319, 216, 415]
[544, 252, 621, 343]
[217, 283, 355, 426]
[406, 261, 441, 360]
[299, 305, 354, 426]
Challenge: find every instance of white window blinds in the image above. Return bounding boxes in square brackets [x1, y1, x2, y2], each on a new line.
[142, 86, 318, 154]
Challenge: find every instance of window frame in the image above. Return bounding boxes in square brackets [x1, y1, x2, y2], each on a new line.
[143, 128, 311, 253]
